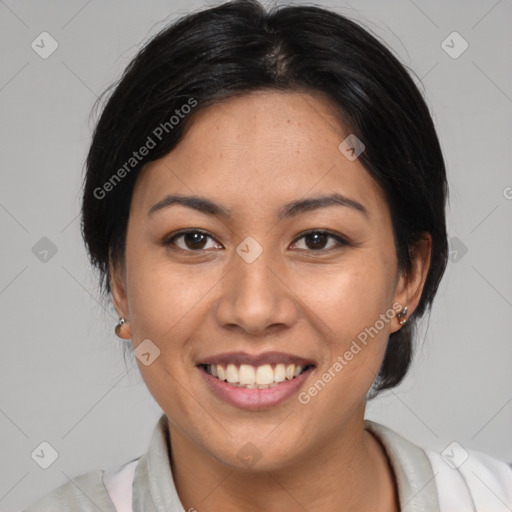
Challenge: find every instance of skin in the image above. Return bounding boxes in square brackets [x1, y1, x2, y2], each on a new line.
[110, 90, 432, 511]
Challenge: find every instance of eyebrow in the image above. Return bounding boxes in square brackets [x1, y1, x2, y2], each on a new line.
[147, 193, 369, 220]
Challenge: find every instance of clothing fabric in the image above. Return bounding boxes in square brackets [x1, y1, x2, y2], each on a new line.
[23, 413, 512, 511]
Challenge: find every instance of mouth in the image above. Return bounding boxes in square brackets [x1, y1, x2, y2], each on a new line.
[199, 362, 314, 389]
[196, 352, 316, 409]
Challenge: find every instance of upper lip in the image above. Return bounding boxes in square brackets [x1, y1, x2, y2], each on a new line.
[197, 351, 316, 367]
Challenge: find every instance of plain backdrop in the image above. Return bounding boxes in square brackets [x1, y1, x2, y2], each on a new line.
[0, 0, 511, 510]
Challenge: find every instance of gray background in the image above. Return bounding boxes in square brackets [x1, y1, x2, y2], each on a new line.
[0, 0, 511, 510]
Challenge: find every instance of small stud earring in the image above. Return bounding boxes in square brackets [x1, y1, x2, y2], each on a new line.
[115, 317, 128, 338]
[397, 306, 408, 325]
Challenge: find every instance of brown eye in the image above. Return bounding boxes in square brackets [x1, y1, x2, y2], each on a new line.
[164, 230, 221, 251]
[291, 230, 348, 252]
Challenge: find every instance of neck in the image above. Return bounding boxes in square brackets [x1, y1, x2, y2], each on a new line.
[168, 412, 399, 512]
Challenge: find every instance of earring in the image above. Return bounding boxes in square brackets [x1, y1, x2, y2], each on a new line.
[397, 306, 408, 325]
[115, 317, 128, 338]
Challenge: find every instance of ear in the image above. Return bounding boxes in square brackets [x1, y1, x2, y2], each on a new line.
[109, 256, 129, 325]
[390, 233, 432, 334]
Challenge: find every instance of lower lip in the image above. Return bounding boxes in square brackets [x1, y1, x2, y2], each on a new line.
[199, 366, 314, 410]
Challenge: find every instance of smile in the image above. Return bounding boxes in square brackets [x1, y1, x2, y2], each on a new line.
[197, 352, 316, 409]
[201, 363, 312, 389]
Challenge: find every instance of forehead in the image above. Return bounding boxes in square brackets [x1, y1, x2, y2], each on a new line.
[131, 91, 388, 223]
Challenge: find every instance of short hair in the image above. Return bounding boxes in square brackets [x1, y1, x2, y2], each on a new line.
[81, 0, 449, 395]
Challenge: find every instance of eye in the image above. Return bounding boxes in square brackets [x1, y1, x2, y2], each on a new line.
[290, 230, 349, 252]
[163, 229, 349, 253]
[163, 229, 222, 251]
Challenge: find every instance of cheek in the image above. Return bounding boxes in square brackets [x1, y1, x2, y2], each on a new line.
[125, 250, 207, 343]
[293, 253, 395, 407]
[291, 254, 395, 343]
[123, 253, 205, 417]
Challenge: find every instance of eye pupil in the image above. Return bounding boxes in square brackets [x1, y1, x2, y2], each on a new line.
[306, 232, 328, 250]
[185, 232, 207, 249]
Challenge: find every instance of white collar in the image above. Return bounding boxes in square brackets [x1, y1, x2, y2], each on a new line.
[103, 413, 512, 511]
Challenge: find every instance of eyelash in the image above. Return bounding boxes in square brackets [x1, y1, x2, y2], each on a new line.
[163, 229, 350, 253]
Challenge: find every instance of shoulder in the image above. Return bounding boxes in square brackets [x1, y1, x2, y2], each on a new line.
[365, 420, 512, 510]
[425, 445, 512, 510]
[22, 468, 118, 512]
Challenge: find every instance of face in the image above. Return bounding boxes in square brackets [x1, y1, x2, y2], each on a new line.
[111, 90, 430, 471]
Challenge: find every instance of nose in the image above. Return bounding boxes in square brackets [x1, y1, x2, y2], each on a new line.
[213, 246, 299, 336]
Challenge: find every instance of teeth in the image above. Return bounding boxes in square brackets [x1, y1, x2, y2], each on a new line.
[274, 364, 286, 382]
[206, 363, 306, 387]
[226, 363, 239, 383]
[255, 364, 274, 385]
[239, 364, 255, 385]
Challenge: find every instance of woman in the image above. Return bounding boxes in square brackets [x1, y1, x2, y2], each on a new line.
[24, 0, 512, 510]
